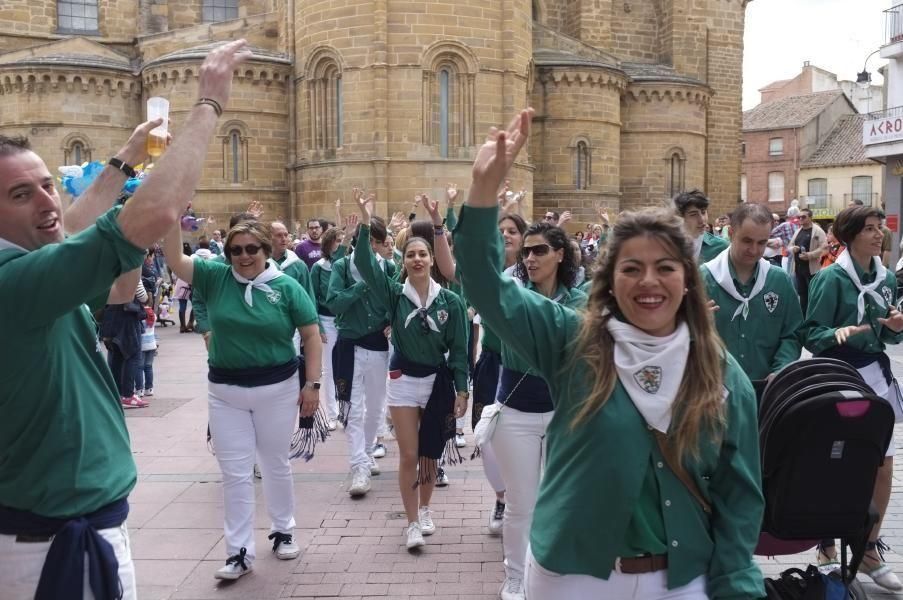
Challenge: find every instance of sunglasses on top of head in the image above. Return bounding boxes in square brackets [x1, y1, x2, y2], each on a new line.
[520, 243, 553, 259]
[227, 244, 263, 257]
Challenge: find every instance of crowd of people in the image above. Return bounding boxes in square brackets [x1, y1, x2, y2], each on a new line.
[4, 39, 903, 600]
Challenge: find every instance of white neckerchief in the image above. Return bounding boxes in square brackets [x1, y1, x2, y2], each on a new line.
[606, 318, 690, 433]
[314, 256, 334, 272]
[0, 237, 27, 253]
[402, 278, 442, 332]
[836, 250, 887, 324]
[272, 250, 302, 272]
[703, 248, 770, 321]
[693, 234, 704, 259]
[230, 263, 283, 307]
[348, 251, 385, 282]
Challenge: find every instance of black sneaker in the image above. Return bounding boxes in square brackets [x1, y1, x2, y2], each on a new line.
[488, 500, 505, 535]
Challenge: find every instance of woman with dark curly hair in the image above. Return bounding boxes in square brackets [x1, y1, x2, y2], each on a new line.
[489, 220, 586, 599]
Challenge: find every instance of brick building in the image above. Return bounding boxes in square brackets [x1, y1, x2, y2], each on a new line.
[741, 90, 856, 214]
[0, 0, 751, 227]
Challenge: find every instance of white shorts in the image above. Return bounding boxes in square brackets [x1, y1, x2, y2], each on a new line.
[857, 362, 897, 458]
[386, 372, 436, 409]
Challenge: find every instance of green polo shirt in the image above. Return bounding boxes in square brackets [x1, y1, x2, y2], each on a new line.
[453, 205, 764, 599]
[801, 261, 903, 355]
[355, 225, 469, 392]
[326, 250, 397, 340]
[192, 259, 318, 369]
[191, 253, 226, 334]
[0, 207, 145, 518]
[310, 246, 346, 313]
[701, 232, 730, 263]
[273, 251, 316, 303]
[702, 257, 803, 381]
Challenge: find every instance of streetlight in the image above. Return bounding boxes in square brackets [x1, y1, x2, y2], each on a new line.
[858, 49, 882, 85]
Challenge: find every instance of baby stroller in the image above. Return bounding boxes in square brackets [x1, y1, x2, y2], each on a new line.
[755, 358, 895, 598]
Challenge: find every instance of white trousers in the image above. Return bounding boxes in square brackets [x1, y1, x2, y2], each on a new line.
[490, 406, 554, 580]
[320, 316, 340, 421]
[1, 523, 136, 600]
[209, 374, 299, 563]
[480, 437, 506, 494]
[525, 549, 707, 600]
[345, 346, 388, 468]
[857, 361, 897, 457]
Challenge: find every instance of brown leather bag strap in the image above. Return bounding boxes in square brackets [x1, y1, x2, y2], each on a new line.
[653, 431, 712, 514]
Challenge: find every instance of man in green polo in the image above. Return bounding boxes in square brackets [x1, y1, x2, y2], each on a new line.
[0, 39, 252, 598]
[673, 189, 729, 263]
[702, 202, 803, 385]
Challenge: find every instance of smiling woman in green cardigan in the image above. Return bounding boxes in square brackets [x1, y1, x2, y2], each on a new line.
[452, 109, 765, 600]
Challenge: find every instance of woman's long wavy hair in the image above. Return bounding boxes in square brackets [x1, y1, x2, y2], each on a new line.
[570, 208, 726, 460]
[513, 222, 579, 289]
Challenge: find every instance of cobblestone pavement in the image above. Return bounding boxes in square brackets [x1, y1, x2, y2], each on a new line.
[126, 325, 903, 599]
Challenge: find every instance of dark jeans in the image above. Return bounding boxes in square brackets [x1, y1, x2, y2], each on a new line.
[108, 345, 140, 398]
[796, 269, 813, 316]
[135, 349, 156, 391]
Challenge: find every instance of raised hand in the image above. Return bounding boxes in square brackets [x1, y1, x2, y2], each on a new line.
[116, 118, 169, 167]
[390, 211, 408, 232]
[446, 183, 459, 205]
[469, 109, 534, 208]
[558, 210, 572, 227]
[342, 214, 359, 240]
[246, 200, 264, 219]
[421, 193, 442, 225]
[196, 39, 253, 115]
[354, 189, 372, 223]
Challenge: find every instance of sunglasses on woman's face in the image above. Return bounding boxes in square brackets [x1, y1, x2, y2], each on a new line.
[521, 243, 552, 259]
[227, 244, 263, 257]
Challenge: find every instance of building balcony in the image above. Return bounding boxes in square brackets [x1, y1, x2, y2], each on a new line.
[802, 194, 831, 209]
[888, 3, 903, 45]
[843, 192, 881, 207]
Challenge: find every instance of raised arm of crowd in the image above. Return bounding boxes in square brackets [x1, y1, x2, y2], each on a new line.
[7, 41, 903, 599]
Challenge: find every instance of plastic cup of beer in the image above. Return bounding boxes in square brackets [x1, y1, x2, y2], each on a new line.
[146, 97, 169, 158]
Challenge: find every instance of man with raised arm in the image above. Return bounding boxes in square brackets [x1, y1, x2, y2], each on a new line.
[0, 40, 252, 599]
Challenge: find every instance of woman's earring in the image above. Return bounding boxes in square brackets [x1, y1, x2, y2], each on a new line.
[684, 288, 689, 295]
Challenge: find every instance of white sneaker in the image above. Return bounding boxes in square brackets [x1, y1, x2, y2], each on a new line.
[144, 388, 154, 397]
[135, 389, 144, 397]
[405, 522, 425, 549]
[488, 500, 505, 536]
[348, 465, 371, 497]
[419, 506, 436, 536]
[326, 419, 338, 431]
[269, 532, 300, 560]
[372, 442, 387, 458]
[369, 455, 381, 476]
[455, 433, 467, 448]
[499, 577, 524, 600]
[435, 467, 449, 487]
[214, 549, 253, 580]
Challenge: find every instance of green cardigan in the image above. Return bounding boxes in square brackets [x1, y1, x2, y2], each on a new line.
[453, 205, 765, 600]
